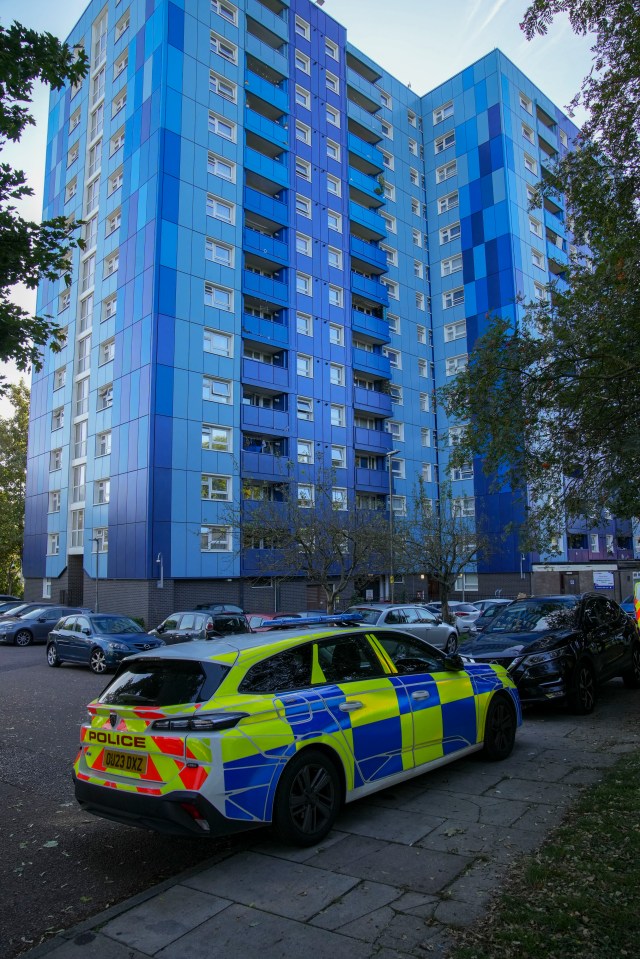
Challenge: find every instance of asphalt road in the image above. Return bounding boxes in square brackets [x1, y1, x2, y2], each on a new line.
[0, 643, 239, 959]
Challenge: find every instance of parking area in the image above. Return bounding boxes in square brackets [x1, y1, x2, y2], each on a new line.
[4, 641, 640, 959]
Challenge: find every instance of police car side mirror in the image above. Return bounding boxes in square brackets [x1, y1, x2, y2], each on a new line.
[443, 653, 464, 671]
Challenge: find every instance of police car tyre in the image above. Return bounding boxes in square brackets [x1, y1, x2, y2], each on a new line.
[622, 642, 640, 689]
[90, 648, 108, 674]
[273, 748, 341, 846]
[14, 629, 33, 647]
[568, 659, 597, 714]
[47, 643, 60, 667]
[445, 633, 458, 654]
[482, 694, 516, 761]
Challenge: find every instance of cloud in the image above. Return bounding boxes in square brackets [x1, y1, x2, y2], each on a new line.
[479, 0, 511, 33]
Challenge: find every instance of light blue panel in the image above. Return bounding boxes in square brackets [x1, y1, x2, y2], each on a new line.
[165, 87, 183, 136]
[492, 168, 506, 204]
[172, 367, 190, 419]
[174, 271, 192, 322]
[160, 219, 178, 266]
[486, 71, 500, 108]
[167, 44, 183, 93]
[473, 245, 487, 279]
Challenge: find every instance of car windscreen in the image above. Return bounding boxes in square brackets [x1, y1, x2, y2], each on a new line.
[346, 608, 379, 624]
[19, 607, 50, 620]
[91, 616, 143, 634]
[98, 659, 230, 707]
[484, 598, 577, 634]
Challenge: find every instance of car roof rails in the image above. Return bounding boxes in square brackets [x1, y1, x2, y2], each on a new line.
[264, 612, 364, 630]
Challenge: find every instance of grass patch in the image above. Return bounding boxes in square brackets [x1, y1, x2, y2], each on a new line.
[450, 749, 640, 959]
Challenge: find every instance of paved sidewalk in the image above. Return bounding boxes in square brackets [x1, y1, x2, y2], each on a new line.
[24, 683, 640, 959]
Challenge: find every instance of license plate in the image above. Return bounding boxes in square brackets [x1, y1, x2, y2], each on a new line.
[104, 750, 148, 774]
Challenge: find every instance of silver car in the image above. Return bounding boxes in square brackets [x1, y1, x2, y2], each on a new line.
[346, 604, 459, 653]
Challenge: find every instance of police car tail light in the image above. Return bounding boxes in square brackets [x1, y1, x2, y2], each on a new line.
[151, 712, 248, 732]
[180, 802, 211, 832]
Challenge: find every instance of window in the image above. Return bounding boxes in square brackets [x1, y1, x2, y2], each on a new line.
[93, 527, 109, 553]
[383, 347, 400, 369]
[296, 311, 312, 335]
[529, 216, 543, 238]
[94, 479, 111, 505]
[297, 396, 313, 421]
[67, 142, 79, 167]
[96, 430, 111, 456]
[438, 191, 459, 215]
[327, 211, 342, 233]
[72, 464, 86, 503]
[391, 495, 406, 515]
[332, 488, 347, 510]
[50, 449, 62, 471]
[97, 384, 113, 410]
[100, 338, 115, 365]
[449, 425, 466, 446]
[295, 15, 310, 39]
[534, 282, 548, 302]
[296, 194, 311, 217]
[422, 463, 432, 482]
[418, 358, 427, 378]
[327, 174, 341, 196]
[326, 71, 339, 94]
[47, 533, 60, 556]
[209, 71, 237, 102]
[58, 290, 71, 313]
[204, 328, 232, 356]
[329, 323, 344, 346]
[328, 285, 342, 307]
[89, 104, 104, 141]
[411, 198, 420, 217]
[408, 110, 417, 127]
[559, 129, 568, 148]
[201, 424, 231, 452]
[379, 90, 391, 108]
[203, 376, 232, 404]
[54, 366, 66, 391]
[452, 463, 474, 481]
[297, 353, 313, 377]
[440, 221, 461, 244]
[208, 152, 235, 181]
[453, 496, 475, 517]
[69, 108, 81, 134]
[295, 51, 310, 74]
[296, 272, 312, 296]
[102, 294, 117, 321]
[433, 101, 454, 124]
[416, 325, 427, 345]
[443, 287, 464, 308]
[210, 31, 237, 64]
[330, 363, 345, 386]
[104, 251, 119, 278]
[531, 248, 545, 269]
[112, 88, 127, 118]
[419, 392, 429, 412]
[114, 53, 128, 80]
[108, 168, 123, 195]
[325, 38, 338, 60]
[330, 404, 345, 428]
[110, 127, 125, 155]
[201, 525, 232, 552]
[391, 458, 405, 479]
[442, 254, 463, 276]
[389, 384, 403, 404]
[328, 247, 342, 270]
[297, 439, 313, 464]
[522, 123, 535, 144]
[446, 354, 468, 376]
[115, 11, 130, 40]
[65, 177, 77, 203]
[326, 105, 340, 127]
[519, 92, 533, 114]
[298, 484, 314, 507]
[51, 407, 64, 431]
[455, 573, 478, 592]
[296, 233, 311, 256]
[201, 474, 231, 501]
[48, 490, 61, 514]
[409, 167, 419, 188]
[408, 138, 418, 156]
[436, 160, 457, 183]
[445, 320, 467, 341]
[296, 120, 311, 145]
[75, 376, 90, 416]
[381, 213, 396, 234]
[590, 533, 599, 553]
[524, 153, 538, 175]
[435, 130, 455, 153]
[70, 508, 85, 549]
[416, 291, 425, 311]
[206, 194, 234, 223]
[326, 139, 340, 162]
[295, 85, 310, 109]
[381, 150, 394, 170]
[331, 445, 346, 469]
[205, 238, 233, 267]
[387, 421, 404, 442]
[106, 209, 121, 236]
[208, 112, 236, 141]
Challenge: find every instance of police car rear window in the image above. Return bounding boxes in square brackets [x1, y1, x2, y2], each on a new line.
[98, 659, 229, 707]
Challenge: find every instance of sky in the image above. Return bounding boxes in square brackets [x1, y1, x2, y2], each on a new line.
[0, 0, 594, 415]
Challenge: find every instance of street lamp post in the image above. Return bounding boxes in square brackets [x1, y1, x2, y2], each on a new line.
[386, 449, 400, 603]
[92, 538, 100, 612]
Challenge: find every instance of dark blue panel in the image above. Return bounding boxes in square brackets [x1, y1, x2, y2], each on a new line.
[468, 178, 482, 214]
[488, 103, 501, 138]
[441, 698, 476, 754]
[154, 365, 174, 416]
[462, 248, 475, 282]
[141, 97, 151, 144]
[167, 2, 184, 50]
[135, 27, 146, 71]
[475, 277, 489, 314]
[154, 415, 173, 468]
[480, 173, 494, 208]
[163, 130, 181, 179]
[485, 238, 499, 276]
[471, 210, 484, 246]
[478, 141, 492, 177]
[153, 467, 172, 524]
[352, 715, 401, 776]
[157, 267, 176, 315]
[161, 175, 179, 222]
[490, 135, 504, 172]
[475, 79, 487, 113]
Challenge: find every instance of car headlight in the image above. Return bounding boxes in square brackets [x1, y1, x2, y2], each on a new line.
[108, 642, 129, 652]
[519, 647, 566, 667]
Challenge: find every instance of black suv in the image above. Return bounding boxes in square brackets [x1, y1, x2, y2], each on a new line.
[149, 610, 252, 645]
[468, 593, 640, 713]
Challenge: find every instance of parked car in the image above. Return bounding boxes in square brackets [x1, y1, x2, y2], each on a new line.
[149, 610, 252, 645]
[474, 600, 514, 633]
[0, 600, 31, 616]
[0, 601, 53, 621]
[473, 598, 514, 614]
[424, 601, 480, 635]
[467, 593, 640, 714]
[47, 614, 164, 674]
[346, 603, 459, 653]
[248, 613, 302, 631]
[194, 603, 244, 614]
[73, 624, 521, 843]
[0, 605, 90, 647]
[0, 594, 21, 602]
[621, 595, 636, 617]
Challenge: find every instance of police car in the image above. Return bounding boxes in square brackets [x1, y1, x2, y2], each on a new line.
[73, 623, 522, 845]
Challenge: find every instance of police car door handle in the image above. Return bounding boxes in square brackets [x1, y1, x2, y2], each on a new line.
[339, 701, 364, 712]
[411, 690, 430, 701]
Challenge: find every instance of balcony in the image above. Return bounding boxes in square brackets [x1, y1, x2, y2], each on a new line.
[243, 226, 288, 264]
[244, 68, 288, 114]
[241, 404, 289, 434]
[348, 166, 384, 208]
[244, 146, 288, 188]
[243, 269, 288, 305]
[544, 206, 565, 234]
[352, 309, 390, 343]
[242, 357, 289, 389]
[353, 385, 392, 417]
[241, 450, 290, 478]
[244, 186, 288, 226]
[241, 312, 288, 346]
[346, 68, 381, 112]
[246, 32, 289, 77]
[355, 467, 389, 494]
[351, 273, 389, 306]
[246, 0, 288, 42]
[546, 239, 568, 273]
[354, 426, 393, 454]
[347, 100, 383, 140]
[353, 347, 391, 378]
[349, 235, 387, 273]
[245, 108, 289, 150]
[348, 133, 384, 174]
[349, 201, 386, 241]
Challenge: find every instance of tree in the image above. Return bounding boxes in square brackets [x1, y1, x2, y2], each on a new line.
[396, 481, 493, 624]
[439, 0, 640, 548]
[0, 23, 88, 394]
[0, 380, 29, 593]
[233, 466, 391, 612]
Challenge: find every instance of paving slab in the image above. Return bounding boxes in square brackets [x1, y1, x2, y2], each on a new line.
[335, 801, 443, 845]
[183, 850, 359, 921]
[24, 933, 149, 959]
[417, 819, 541, 864]
[484, 778, 580, 805]
[310, 880, 403, 931]
[398, 788, 532, 827]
